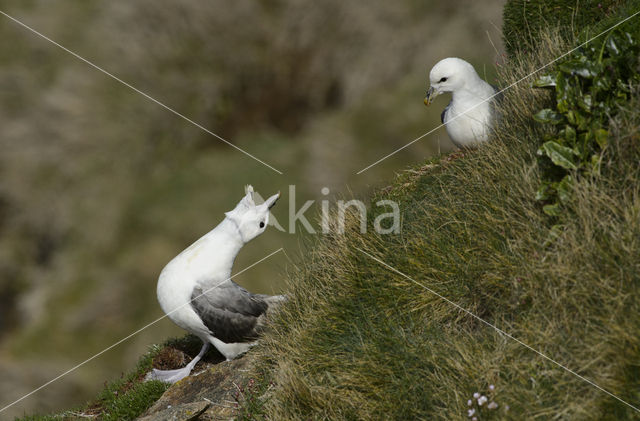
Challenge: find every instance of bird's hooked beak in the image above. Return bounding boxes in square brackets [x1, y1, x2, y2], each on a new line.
[424, 86, 439, 106]
[264, 192, 280, 210]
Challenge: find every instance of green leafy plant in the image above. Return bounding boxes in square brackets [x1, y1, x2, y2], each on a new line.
[533, 29, 640, 216]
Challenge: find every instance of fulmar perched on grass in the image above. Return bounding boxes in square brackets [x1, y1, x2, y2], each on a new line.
[424, 57, 498, 148]
[148, 186, 284, 383]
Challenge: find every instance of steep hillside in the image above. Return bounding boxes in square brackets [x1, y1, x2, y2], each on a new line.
[246, 3, 640, 420]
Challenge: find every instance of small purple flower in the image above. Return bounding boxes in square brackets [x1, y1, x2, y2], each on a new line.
[467, 399, 472, 406]
[473, 392, 480, 399]
[467, 408, 476, 417]
[489, 384, 495, 391]
[478, 395, 488, 406]
[488, 401, 498, 410]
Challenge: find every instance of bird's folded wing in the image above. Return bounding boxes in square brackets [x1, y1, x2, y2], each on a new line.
[190, 281, 268, 343]
[441, 100, 452, 124]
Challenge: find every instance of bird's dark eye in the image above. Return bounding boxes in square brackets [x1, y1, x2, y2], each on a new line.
[439, 77, 448, 83]
[259, 221, 265, 228]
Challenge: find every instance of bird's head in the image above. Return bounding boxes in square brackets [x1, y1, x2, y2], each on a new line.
[225, 185, 280, 243]
[424, 57, 478, 106]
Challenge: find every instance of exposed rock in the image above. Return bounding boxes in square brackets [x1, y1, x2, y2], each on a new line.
[137, 402, 215, 421]
[138, 355, 254, 420]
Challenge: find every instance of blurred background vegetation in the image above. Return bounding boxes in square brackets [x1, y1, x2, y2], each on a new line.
[0, 0, 504, 417]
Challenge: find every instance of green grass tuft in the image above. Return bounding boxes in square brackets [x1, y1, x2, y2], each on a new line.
[98, 379, 167, 421]
[89, 346, 168, 421]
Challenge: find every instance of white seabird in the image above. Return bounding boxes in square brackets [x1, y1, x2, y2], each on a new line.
[424, 57, 498, 148]
[148, 185, 283, 383]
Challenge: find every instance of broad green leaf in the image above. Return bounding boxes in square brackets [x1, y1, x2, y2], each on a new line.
[574, 110, 589, 131]
[534, 109, 564, 125]
[535, 183, 552, 201]
[590, 154, 602, 176]
[563, 125, 576, 143]
[593, 77, 611, 92]
[559, 59, 598, 78]
[556, 175, 573, 204]
[539, 141, 578, 170]
[556, 72, 567, 97]
[533, 74, 556, 88]
[606, 37, 620, 55]
[578, 133, 590, 158]
[577, 94, 592, 111]
[543, 203, 561, 217]
[594, 128, 608, 148]
[557, 99, 569, 113]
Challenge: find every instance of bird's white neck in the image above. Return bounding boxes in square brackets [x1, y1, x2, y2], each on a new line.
[206, 217, 245, 261]
[453, 76, 492, 104]
[218, 217, 244, 243]
[173, 217, 246, 283]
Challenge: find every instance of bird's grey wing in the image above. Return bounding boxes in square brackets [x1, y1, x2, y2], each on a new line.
[441, 100, 452, 124]
[190, 282, 268, 343]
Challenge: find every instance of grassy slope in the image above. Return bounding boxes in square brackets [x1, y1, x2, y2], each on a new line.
[251, 21, 640, 421]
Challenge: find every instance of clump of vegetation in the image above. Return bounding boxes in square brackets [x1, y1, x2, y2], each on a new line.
[96, 374, 167, 421]
[502, 0, 624, 56]
[533, 23, 640, 215]
[242, 3, 640, 420]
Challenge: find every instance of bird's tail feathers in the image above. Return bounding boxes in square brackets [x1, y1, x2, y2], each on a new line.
[257, 293, 288, 306]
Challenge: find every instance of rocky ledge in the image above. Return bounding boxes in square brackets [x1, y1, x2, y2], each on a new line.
[138, 344, 256, 421]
